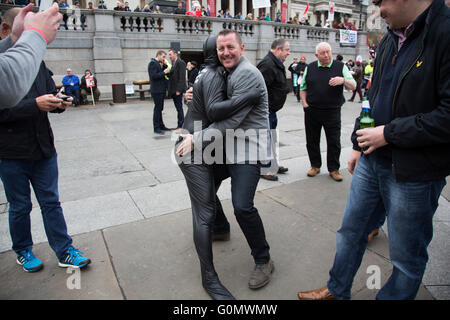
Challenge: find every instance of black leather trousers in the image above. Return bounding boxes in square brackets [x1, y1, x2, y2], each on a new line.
[178, 162, 234, 300]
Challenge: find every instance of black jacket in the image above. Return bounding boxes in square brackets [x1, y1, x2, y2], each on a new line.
[352, 0, 450, 182]
[148, 58, 168, 94]
[0, 62, 63, 160]
[257, 51, 289, 113]
[168, 58, 187, 96]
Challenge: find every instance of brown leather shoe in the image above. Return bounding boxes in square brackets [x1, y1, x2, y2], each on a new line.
[248, 259, 274, 289]
[329, 170, 343, 182]
[297, 286, 336, 300]
[368, 229, 379, 242]
[307, 167, 320, 177]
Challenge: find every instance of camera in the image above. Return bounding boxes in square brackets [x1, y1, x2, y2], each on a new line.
[59, 95, 71, 101]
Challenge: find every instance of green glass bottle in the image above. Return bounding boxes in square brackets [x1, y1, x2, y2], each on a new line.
[360, 98, 374, 151]
[360, 98, 374, 129]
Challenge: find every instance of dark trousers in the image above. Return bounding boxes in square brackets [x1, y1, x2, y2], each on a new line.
[214, 163, 270, 265]
[178, 162, 225, 274]
[65, 88, 80, 105]
[152, 92, 165, 132]
[293, 85, 300, 101]
[172, 93, 184, 128]
[0, 153, 72, 259]
[350, 83, 363, 101]
[304, 107, 341, 172]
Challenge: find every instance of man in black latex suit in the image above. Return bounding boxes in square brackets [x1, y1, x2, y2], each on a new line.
[175, 36, 260, 300]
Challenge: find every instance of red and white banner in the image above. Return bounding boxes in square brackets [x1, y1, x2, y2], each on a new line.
[281, 3, 287, 24]
[85, 76, 95, 88]
[208, 0, 215, 16]
[328, 2, 335, 21]
[303, 2, 309, 16]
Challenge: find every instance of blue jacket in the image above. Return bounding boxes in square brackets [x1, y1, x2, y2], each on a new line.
[62, 74, 80, 90]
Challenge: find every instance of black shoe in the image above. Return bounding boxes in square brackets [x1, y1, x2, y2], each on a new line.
[212, 232, 230, 241]
[154, 130, 164, 135]
[348, 99, 354, 102]
[260, 174, 278, 181]
[161, 126, 171, 131]
[202, 269, 235, 300]
[277, 166, 288, 174]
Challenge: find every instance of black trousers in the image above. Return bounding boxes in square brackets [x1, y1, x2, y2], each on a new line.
[152, 92, 165, 132]
[304, 107, 341, 172]
[172, 93, 184, 128]
[179, 162, 225, 273]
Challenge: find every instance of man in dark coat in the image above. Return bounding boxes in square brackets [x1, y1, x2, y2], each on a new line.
[168, 48, 187, 130]
[0, 8, 91, 273]
[148, 50, 170, 134]
[257, 38, 291, 181]
[298, 0, 450, 300]
[0, 63, 91, 272]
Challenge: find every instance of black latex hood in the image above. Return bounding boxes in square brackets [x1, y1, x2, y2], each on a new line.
[203, 35, 220, 67]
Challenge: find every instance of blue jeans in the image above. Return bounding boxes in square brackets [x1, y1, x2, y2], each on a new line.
[0, 154, 72, 259]
[327, 153, 445, 300]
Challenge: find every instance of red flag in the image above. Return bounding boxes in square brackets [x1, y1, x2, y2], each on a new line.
[304, 2, 309, 15]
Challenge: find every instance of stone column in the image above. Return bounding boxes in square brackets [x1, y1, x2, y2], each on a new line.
[216, 0, 221, 16]
[93, 11, 124, 99]
[242, 0, 247, 16]
[229, 0, 235, 16]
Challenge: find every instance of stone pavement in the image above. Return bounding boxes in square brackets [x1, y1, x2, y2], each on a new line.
[0, 93, 448, 300]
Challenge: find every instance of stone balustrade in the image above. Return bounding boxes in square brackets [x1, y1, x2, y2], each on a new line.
[0, 5, 369, 100]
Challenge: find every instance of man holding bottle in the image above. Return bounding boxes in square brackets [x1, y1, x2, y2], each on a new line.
[297, 0, 450, 300]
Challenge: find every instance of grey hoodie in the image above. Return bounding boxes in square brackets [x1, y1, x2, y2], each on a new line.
[0, 30, 47, 109]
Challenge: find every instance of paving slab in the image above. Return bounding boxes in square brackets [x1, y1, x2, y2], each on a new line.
[0, 94, 447, 300]
[0, 191, 144, 253]
[0, 231, 123, 300]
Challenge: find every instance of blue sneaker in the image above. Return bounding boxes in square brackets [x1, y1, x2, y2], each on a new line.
[16, 249, 43, 273]
[58, 247, 91, 268]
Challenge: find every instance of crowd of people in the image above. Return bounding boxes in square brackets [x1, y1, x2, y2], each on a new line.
[0, 0, 357, 29]
[0, 0, 449, 302]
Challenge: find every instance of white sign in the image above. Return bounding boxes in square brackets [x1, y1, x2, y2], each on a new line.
[125, 85, 135, 95]
[253, 0, 271, 9]
[340, 30, 358, 46]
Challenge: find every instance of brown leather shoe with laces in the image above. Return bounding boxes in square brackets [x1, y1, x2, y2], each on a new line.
[329, 170, 343, 182]
[307, 167, 320, 177]
[297, 286, 336, 300]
